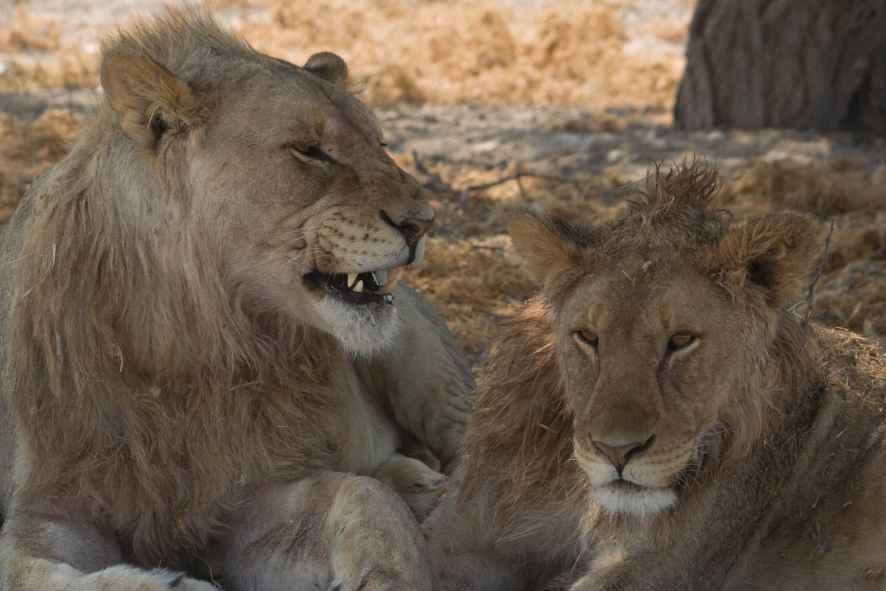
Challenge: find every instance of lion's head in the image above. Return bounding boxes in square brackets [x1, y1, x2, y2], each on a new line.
[500, 162, 822, 519]
[92, 9, 430, 356]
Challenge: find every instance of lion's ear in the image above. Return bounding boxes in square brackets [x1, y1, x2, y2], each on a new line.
[509, 212, 583, 285]
[709, 212, 823, 307]
[101, 52, 205, 149]
[304, 52, 349, 86]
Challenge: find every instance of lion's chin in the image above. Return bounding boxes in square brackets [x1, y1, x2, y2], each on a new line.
[315, 295, 401, 356]
[592, 482, 677, 518]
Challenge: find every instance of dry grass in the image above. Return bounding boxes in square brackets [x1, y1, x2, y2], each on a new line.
[0, 109, 81, 221]
[241, 0, 685, 111]
[720, 160, 886, 343]
[1, 0, 688, 112]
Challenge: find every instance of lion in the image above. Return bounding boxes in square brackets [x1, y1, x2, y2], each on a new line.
[0, 8, 473, 591]
[374, 452, 447, 523]
[425, 161, 886, 591]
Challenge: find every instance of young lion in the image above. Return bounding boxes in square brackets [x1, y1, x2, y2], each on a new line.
[425, 162, 886, 590]
[0, 8, 471, 591]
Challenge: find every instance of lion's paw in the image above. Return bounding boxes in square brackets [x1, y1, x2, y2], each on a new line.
[85, 566, 217, 591]
[374, 453, 447, 522]
[166, 572, 218, 591]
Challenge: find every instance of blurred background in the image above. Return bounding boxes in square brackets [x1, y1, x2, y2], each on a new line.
[1, 0, 884, 364]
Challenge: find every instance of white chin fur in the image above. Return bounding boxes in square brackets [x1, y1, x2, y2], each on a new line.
[593, 485, 677, 518]
[315, 296, 400, 356]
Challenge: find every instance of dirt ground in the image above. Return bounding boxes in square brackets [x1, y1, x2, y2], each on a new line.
[1, 0, 884, 365]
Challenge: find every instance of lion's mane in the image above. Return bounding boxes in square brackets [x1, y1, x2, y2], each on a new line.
[4, 11, 341, 566]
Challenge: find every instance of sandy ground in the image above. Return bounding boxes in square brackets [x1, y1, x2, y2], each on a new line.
[0, 0, 883, 366]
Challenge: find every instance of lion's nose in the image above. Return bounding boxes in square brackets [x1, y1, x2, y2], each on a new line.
[592, 434, 655, 474]
[380, 209, 434, 248]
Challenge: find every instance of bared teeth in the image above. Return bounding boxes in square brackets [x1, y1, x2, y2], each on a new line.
[347, 273, 358, 288]
[372, 270, 387, 288]
[352, 280, 364, 293]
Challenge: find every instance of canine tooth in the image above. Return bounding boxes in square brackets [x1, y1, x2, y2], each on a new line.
[373, 269, 388, 287]
[347, 273, 358, 287]
[353, 280, 364, 293]
[412, 237, 427, 265]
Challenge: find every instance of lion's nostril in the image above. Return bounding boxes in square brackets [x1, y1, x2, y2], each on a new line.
[399, 221, 423, 244]
[379, 210, 432, 248]
[592, 434, 656, 473]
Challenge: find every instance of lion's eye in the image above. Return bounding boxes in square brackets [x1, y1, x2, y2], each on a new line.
[289, 144, 334, 163]
[572, 330, 599, 351]
[667, 332, 697, 352]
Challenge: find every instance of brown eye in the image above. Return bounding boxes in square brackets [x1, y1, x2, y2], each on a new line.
[667, 332, 697, 352]
[573, 330, 599, 351]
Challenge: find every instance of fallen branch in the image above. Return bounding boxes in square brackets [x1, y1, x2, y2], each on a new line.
[464, 171, 585, 193]
[411, 150, 457, 194]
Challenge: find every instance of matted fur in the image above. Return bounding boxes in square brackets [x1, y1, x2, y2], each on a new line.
[459, 297, 583, 525]
[0, 8, 469, 591]
[426, 161, 886, 591]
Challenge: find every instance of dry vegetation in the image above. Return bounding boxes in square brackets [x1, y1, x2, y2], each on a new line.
[0, 0, 883, 364]
[1, 0, 688, 108]
[400, 151, 886, 361]
[0, 109, 79, 220]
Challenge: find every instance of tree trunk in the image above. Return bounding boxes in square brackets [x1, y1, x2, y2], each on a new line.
[674, 0, 886, 134]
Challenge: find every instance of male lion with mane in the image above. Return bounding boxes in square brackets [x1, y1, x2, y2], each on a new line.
[0, 8, 472, 591]
[425, 162, 886, 590]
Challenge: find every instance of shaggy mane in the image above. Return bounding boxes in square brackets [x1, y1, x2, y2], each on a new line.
[540, 160, 730, 261]
[460, 298, 587, 528]
[3, 8, 339, 567]
[103, 6, 258, 84]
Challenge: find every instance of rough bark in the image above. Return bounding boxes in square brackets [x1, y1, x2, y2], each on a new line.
[674, 0, 886, 134]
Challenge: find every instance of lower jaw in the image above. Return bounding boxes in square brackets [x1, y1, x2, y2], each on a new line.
[593, 484, 678, 517]
[314, 294, 401, 356]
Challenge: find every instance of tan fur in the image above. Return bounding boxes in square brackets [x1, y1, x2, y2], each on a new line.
[0, 8, 471, 591]
[374, 453, 447, 523]
[425, 161, 886, 591]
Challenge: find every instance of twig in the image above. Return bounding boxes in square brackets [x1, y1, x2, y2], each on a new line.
[463, 171, 582, 193]
[411, 149, 433, 176]
[514, 166, 528, 200]
[803, 220, 835, 325]
[411, 150, 456, 194]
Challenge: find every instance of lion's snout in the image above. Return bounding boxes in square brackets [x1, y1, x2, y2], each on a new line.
[591, 434, 656, 474]
[379, 206, 434, 252]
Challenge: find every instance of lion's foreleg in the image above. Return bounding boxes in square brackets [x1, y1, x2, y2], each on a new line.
[0, 512, 215, 591]
[567, 552, 694, 591]
[423, 481, 526, 591]
[220, 472, 432, 591]
[368, 286, 473, 472]
[373, 452, 446, 522]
